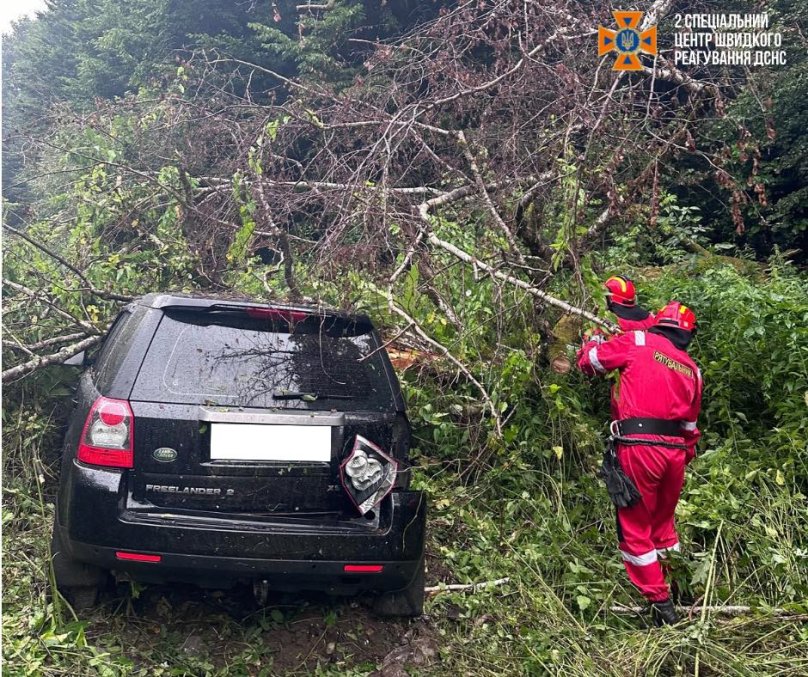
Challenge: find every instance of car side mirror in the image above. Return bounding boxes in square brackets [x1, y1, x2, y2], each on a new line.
[63, 351, 86, 367]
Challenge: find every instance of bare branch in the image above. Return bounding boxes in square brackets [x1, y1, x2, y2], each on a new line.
[426, 233, 617, 331]
[3, 279, 102, 334]
[390, 182, 512, 285]
[641, 55, 717, 96]
[589, 0, 679, 138]
[610, 604, 802, 618]
[418, 18, 595, 115]
[3, 332, 35, 357]
[425, 577, 510, 596]
[297, 0, 334, 10]
[375, 284, 503, 437]
[417, 259, 463, 331]
[2, 331, 88, 353]
[3, 225, 134, 302]
[200, 177, 444, 197]
[254, 175, 301, 299]
[358, 322, 414, 363]
[585, 201, 622, 241]
[2, 335, 103, 383]
[457, 131, 525, 264]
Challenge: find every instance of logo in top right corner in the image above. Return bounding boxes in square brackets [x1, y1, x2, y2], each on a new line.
[598, 11, 658, 71]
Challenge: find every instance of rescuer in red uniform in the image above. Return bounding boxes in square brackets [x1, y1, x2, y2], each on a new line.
[577, 301, 702, 625]
[604, 275, 656, 331]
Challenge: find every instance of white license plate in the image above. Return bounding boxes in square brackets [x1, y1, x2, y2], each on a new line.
[210, 424, 331, 462]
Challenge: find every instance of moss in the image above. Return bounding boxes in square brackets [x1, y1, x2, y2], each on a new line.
[548, 314, 584, 372]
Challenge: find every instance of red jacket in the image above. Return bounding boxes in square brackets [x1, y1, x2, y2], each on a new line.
[616, 313, 656, 332]
[577, 330, 702, 456]
[611, 305, 657, 332]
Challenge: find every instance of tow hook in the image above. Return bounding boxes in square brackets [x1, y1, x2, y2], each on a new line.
[253, 579, 270, 606]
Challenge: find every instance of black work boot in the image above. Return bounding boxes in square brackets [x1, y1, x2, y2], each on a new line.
[650, 598, 679, 626]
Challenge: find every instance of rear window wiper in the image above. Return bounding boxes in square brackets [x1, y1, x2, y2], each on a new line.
[272, 391, 356, 401]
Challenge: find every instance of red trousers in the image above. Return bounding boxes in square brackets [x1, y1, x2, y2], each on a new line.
[616, 443, 686, 602]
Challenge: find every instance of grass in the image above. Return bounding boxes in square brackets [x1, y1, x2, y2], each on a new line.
[2, 401, 807, 676]
[421, 460, 808, 676]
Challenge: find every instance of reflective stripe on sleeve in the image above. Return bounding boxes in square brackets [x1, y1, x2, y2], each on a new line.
[620, 549, 658, 566]
[681, 421, 698, 431]
[634, 331, 646, 346]
[588, 346, 605, 373]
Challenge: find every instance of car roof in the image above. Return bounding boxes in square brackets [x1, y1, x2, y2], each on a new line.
[134, 293, 372, 324]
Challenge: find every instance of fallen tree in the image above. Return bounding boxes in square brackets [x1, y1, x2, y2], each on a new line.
[1, 0, 769, 400]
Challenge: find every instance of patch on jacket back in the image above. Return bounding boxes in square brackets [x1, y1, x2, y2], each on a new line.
[653, 351, 694, 378]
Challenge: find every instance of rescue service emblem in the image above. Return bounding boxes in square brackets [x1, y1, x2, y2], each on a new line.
[598, 11, 658, 71]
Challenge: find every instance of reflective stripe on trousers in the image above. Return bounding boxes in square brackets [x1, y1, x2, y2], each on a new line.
[615, 442, 686, 602]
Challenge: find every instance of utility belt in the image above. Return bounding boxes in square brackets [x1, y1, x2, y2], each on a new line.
[599, 418, 690, 508]
[609, 417, 688, 450]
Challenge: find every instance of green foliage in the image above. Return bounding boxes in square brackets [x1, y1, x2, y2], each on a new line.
[607, 193, 708, 265]
[226, 203, 256, 266]
[249, 1, 367, 86]
[5, 209, 808, 677]
[669, 0, 808, 258]
[646, 259, 807, 459]
[3, 0, 171, 108]
[2, 1, 447, 203]
[545, 157, 592, 270]
[2, 1, 807, 673]
[3, 97, 207, 368]
[419, 459, 807, 675]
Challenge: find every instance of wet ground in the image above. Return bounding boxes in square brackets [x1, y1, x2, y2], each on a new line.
[88, 579, 440, 675]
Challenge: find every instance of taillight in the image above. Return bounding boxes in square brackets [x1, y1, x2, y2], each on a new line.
[339, 435, 398, 515]
[344, 564, 384, 573]
[116, 551, 161, 563]
[246, 307, 309, 323]
[77, 397, 134, 468]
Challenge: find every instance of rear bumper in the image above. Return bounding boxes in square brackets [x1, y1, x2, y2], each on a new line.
[57, 463, 426, 592]
[60, 535, 422, 592]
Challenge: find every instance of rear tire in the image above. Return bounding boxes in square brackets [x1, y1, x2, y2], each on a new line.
[50, 523, 106, 611]
[63, 586, 100, 610]
[373, 557, 425, 617]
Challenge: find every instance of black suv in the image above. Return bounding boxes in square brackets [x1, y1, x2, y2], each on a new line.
[52, 294, 426, 616]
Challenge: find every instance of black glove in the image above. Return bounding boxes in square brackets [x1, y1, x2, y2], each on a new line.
[598, 442, 642, 508]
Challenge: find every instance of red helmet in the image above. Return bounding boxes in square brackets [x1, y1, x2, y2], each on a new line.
[655, 301, 697, 332]
[604, 275, 637, 306]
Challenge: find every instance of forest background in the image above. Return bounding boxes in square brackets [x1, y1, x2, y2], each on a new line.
[2, 0, 807, 674]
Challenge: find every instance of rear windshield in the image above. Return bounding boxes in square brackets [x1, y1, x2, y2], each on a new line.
[130, 310, 395, 411]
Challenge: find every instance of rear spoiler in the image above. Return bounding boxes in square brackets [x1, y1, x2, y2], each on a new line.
[157, 302, 375, 337]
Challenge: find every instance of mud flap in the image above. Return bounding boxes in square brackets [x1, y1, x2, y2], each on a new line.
[372, 557, 425, 617]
